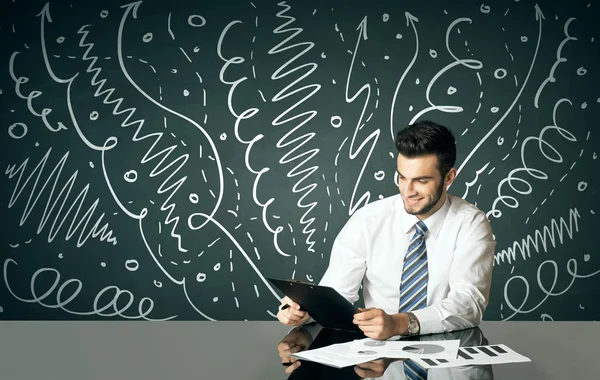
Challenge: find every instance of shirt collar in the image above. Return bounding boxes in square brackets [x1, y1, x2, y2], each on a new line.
[400, 194, 451, 239]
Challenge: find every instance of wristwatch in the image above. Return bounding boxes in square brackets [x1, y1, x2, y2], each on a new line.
[406, 312, 420, 336]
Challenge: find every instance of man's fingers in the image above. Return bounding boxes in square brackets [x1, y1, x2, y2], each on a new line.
[282, 355, 298, 364]
[358, 325, 380, 333]
[278, 340, 294, 350]
[281, 312, 298, 322]
[355, 309, 381, 320]
[278, 307, 310, 326]
[290, 311, 310, 322]
[283, 311, 306, 323]
[356, 361, 380, 370]
[285, 360, 301, 373]
[279, 297, 309, 319]
[354, 366, 366, 378]
[286, 307, 307, 318]
[284, 345, 304, 355]
[280, 296, 301, 310]
[279, 311, 307, 325]
[277, 347, 289, 359]
[284, 359, 301, 374]
[354, 367, 377, 378]
[354, 318, 379, 326]
[358, 307, 375, 312]
[355, 362, 384, 378]
[354, 316, 383, 326]
[278, 343, 291, 358]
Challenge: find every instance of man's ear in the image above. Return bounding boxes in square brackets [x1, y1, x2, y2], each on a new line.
[444, 168, 457, 187]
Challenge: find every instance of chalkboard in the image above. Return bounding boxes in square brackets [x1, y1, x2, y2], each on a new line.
[1, 0, 598, 322]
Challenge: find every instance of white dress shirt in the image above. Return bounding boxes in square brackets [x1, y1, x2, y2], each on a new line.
[319, 193, 496, 335]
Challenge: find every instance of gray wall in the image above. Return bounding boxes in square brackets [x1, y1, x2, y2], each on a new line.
[1, 0, 598, 321]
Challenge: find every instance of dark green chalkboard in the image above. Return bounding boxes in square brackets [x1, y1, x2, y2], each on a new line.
[1, 0, 598, 322]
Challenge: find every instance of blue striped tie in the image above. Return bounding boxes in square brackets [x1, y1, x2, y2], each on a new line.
[400, 221, 429, 380]
[399, 221, 429, 313]
[404, 359, 428, 380]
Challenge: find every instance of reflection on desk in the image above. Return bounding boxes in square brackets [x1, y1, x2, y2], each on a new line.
[276, 324, 494, 379]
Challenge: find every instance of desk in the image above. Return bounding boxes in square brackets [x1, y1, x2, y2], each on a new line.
[0, 321, 597, 379]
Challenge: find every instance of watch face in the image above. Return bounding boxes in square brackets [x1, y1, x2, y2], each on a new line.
[408, 316, 418, 333]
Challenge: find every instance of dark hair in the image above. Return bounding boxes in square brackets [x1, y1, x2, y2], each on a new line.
[395, 120, 456, 178]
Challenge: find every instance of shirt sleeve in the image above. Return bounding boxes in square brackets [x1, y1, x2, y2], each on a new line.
[318, 211, 368, 304]
[411, 210, 496, 335]
[288, 321, 323, 340]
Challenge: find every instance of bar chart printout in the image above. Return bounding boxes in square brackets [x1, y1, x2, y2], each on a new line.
[413, 345, 531, 369]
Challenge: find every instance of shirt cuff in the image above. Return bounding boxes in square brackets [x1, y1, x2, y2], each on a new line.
[410, 307, 443, 336]
[301, 322, 323, 339]
[287, 321, 322, 340]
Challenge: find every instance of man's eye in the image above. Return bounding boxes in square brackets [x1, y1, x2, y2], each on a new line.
[418, 180, 428, 184]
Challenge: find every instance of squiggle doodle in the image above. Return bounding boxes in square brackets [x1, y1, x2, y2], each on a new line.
[3, 258, 176, 321]
[461, 162, 490, 199]
[118, 2, 224, 234]
[344, 16, 381, 215]
[9, 12, 68, 135]
[389, 12, 419, 140]
[487, 98, 576, 219]
[409, 16, 482, 125]
[494, 208, 580, 265]
[36, 2, 224, 253]
[503, 258, 600, 320]
[185, 213, 282, 319]
[456, 5, 544, 180]
[217, 19, 291, 257]
[534, 17, 577, 108]
[269, 1, 322, 252]
[4, 148, 117, 247]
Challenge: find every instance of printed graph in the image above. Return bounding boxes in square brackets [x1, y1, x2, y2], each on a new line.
[413, 344, 531, 368]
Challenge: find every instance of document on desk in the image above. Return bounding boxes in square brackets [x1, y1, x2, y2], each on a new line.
[290, 341, 381, 368]
[291, 339, 461, 368]
[411, 344, 531, 368]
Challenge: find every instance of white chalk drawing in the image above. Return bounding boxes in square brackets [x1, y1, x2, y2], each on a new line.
[486, 98, 578, 220]
[534, 17, 577, 108]
[1, 0, 598, 321]
[502, 259, 600, 321]
[4, 147, 117, 247]
[3, 258, 176, 320]
[494, 208, 580, 266]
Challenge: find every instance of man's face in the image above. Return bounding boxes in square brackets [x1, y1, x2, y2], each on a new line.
[396, 153, 455, 220]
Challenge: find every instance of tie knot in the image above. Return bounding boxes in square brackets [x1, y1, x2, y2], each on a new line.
[415, 221, 428, 236]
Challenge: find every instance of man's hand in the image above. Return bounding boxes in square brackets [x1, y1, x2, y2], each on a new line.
[277, 296, 311, 326]
[277, 327, 313, 374]
[353, 307, 408, 340]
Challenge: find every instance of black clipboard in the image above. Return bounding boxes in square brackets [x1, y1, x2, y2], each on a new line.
[267, 277, 363, 334]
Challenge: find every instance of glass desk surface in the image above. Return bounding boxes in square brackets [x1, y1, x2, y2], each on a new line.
[0, 320, 598, 379]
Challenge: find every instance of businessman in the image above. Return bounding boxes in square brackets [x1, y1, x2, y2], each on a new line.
[277, 120, 496, 341]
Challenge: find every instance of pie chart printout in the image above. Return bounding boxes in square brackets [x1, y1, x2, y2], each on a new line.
[402, 344, 446, 355]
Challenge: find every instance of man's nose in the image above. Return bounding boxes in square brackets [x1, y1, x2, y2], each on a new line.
[404, 181, 416, 196]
